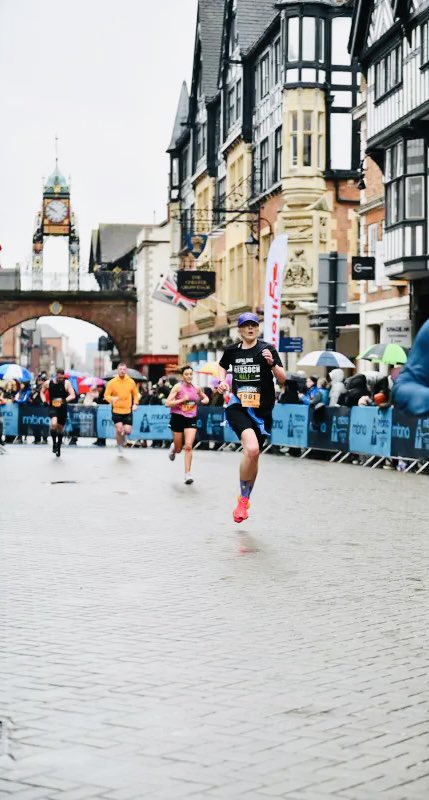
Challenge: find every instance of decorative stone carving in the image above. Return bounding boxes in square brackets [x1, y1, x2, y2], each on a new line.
[286, 218, 312, 242]
[284, 249, 312, 287]
[320, 217, 328, 243]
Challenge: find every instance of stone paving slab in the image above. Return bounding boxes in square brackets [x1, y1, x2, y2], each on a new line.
[1, 444, 429, 798]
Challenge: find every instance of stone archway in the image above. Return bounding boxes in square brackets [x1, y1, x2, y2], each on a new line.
[0, 291, 137, 365]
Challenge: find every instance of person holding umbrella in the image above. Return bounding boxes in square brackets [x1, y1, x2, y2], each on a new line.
[41, 369, 75, 457]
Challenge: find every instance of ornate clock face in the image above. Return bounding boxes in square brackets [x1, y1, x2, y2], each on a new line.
[45, 200, 68, 223]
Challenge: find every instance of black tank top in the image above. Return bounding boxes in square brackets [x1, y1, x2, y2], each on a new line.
[49, 379, 68, 407]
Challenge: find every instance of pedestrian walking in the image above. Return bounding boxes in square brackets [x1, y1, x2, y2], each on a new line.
[165, 365, 209, 484]
[104, 363, 140, 456]
[41, 369, 75, 457]
[217, 313, 285, 523]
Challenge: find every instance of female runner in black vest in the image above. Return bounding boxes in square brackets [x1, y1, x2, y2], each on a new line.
[41, 369, 75, 457]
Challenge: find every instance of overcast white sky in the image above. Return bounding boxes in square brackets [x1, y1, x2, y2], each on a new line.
[0, 0, 197, 353]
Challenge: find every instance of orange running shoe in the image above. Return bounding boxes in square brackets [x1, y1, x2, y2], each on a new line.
[233, 496, 250, 523]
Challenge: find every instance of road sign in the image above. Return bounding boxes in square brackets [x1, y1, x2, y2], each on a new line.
[309, 312, 359, 331]
[279, 336, 304, 353]
[352, 256, 375, 281]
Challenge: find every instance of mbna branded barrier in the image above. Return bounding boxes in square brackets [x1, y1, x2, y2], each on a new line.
[2, 403, 429, 465]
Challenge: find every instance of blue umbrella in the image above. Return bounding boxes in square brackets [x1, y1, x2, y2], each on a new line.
[0, 364, 32, 382]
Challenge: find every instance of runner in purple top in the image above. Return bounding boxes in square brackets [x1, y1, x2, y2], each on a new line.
[165, 365, 209, 484]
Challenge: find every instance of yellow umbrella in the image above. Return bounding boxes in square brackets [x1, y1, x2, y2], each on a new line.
[194, 361, 219, 376]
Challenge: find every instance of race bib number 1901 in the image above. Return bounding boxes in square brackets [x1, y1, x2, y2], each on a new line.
[238, 389, 260, 408]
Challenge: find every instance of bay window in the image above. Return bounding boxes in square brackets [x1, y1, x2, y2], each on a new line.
[285, 16, 325, 66]
[385, 139, 425, 227]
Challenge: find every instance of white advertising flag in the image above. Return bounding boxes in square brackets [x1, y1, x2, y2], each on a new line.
[263, 234, 288, 349]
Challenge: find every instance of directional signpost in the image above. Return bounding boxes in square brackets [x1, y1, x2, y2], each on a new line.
[279, 336, 304, 353]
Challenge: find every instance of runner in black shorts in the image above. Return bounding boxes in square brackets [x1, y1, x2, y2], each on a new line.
[41, 369, 75, 457]
[217, 313, 285, 524]
[104, 363, 140, 456]
[165, 365, 209, 484]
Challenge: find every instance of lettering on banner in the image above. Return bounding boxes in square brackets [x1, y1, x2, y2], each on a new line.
[269, 262, 280, 346]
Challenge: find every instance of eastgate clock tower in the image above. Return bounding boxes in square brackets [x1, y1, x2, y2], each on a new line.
[32, 158, 80, 290]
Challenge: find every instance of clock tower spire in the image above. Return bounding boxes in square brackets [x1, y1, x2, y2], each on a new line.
[31, 148, 80, 290]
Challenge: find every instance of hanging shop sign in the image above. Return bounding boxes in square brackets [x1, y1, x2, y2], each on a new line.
[351, 256, 375, 281]
[176, 270, 216, 300]
[184, 233, 208, 259]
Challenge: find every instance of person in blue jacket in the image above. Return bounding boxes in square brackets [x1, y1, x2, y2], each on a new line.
[298, 375, 320, 405]
[392, 319, 429, 415]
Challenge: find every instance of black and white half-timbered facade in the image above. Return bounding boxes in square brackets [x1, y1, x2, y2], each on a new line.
[168, 0, 361, 362]
[350, 0, 429, 331]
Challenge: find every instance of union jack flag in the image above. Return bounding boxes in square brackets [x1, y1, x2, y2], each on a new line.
[152, 271, 197, 311]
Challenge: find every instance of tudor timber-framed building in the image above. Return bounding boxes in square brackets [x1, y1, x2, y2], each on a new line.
[350, 0, 429, 337]
[168, 0, 360, 369]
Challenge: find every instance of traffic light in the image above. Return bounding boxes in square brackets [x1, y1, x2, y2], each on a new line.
[98, 335, 114, 352]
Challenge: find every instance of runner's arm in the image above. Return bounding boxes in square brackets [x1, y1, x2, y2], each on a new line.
[104, 380, 116, 405]
[272, 363, 286, 385]
[217, 365, 229, 394]
[132, 382, 140, 406]
[65, 380, 75, 403]
[262, 347, 286, 385]
[198, 387, 210, 405]
[165, 384, 183, 408]
[40, 380, 49, 404]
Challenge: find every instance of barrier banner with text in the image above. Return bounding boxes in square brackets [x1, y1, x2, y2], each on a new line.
[2, 403, 19, 436]
[348, 407, 392, 457]
[96, 405, 172, 441]
[271, 405, 309, 447]
[391, 410, 429, 459]
[7, 404, 429, 464]
[134, 407, 172, 441]
[308, 407, 350, 451]
[196, 407, 225, 442]
[65, 406, 97, 438]
[17, 405, 97, 438]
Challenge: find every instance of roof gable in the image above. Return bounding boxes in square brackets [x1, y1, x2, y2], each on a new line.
[98, 224, 143, 265]
[167, 82, 189, 152]
[350, 0, 397, 58]
[368, 0, 395, 48]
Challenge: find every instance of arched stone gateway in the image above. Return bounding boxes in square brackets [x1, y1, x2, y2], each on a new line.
[0, 291, 137, 366]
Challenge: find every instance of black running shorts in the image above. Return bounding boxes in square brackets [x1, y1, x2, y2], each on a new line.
[225, 404, 272, 450]
[169, 413, 197, 433]
[112, 412, 133, 426]
[50, 404, 68, 426]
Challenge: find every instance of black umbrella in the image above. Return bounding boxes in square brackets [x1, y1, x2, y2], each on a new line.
[104, 369, 148, 381]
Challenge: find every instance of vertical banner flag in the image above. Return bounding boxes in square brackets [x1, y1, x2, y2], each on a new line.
[263, 234, 288, 349]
